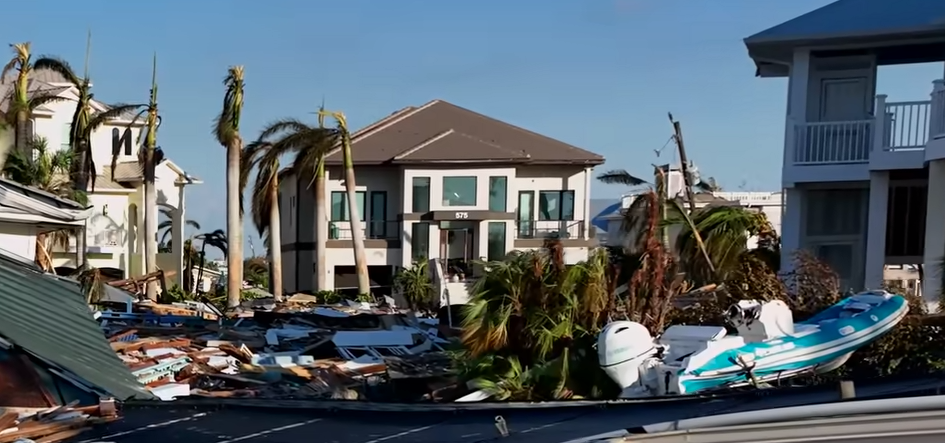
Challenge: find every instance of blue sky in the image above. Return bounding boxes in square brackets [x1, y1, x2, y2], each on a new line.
[4, 0, 943, 253]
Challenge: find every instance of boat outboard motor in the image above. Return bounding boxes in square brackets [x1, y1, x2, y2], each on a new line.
[725, 300, 794, 342]
[597, 321, 658, 391]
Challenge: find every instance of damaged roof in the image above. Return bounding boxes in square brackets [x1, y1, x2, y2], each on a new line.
[0, 251, 154, 401]
[323, 100, 605, 166]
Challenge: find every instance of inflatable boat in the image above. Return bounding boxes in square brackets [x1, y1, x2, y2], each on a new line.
[598, 290, 909, 398]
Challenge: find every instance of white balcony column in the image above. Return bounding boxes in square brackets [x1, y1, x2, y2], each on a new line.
[583, 167, 592, 238]
[172, 184, 186, 286]
[930, 80, 945, 138]
[780, 187, 803, 275]
[922, 159, 945, 312]
[872, 94, 887, 152]
[864, 171, 889, 289]
[783, 48, 811, 169]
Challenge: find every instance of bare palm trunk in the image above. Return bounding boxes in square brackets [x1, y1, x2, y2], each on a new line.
[268, 178, 284, 300]
[315, 159, 328, 291]
[15, 111, 29, 159]
[74, 145, 90, 268]
[143, 152, 159, 300]
[226, 141, 243, 308]
[342, 145, 370, 294]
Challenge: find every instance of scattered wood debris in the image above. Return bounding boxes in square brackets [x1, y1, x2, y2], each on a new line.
[95, 297, 464, 402]
[0, 399, 119, 443]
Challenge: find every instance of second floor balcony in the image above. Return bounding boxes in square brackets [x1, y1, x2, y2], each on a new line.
[790, 79, 945, 166]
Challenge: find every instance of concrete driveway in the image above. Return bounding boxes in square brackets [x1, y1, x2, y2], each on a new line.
[73, 377, 945, 443]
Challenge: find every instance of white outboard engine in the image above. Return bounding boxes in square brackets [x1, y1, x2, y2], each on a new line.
[597, 321, 659, 391]
[725, 300, 794, 342]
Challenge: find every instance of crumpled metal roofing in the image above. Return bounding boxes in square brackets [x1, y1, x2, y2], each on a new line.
[0, 251, 154, 401]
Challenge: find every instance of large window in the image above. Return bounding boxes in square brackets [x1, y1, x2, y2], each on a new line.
[442, 176, 477, 206]
[412, 177, 430, 212]
[330, 191, 366, 221]
[411, 222, 430, 261]
[539, 191, 575, 221]
[488, 177, 507, 212]
[487, 222, 507, 261]
[369, 191, 388, 238]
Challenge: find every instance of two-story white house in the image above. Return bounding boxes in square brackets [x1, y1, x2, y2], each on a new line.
[0, 69, 201, 283]
[745, 0, 945, 306]
[280, 99, 605, 294]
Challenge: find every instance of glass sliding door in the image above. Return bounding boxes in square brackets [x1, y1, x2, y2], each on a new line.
[369, 191, 387, 238]
[517, 191, 534, 238]
[487, 222, 507, 261]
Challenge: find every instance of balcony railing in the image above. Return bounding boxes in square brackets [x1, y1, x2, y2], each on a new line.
[328, 220, 401, 241]
[515, 220, 585, 239]
[791, 79, 945, 165]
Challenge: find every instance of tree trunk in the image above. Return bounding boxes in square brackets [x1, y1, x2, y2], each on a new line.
[225, 140, 243, 308]
[73, 143, 90, 268]
[315, 159, 328, 291]
[143, 151, 159, 301]
[15, 110, 29, 160]
[268, 177, 283, 301]
[196, 245, 207, 294]
[342, 145, 370, 295]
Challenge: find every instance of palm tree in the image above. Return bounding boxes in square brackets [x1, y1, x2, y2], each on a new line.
[460, 240, 618, 400]
[671, 205, 771, 286]
[214, 66, 244, 309]
[115, 54, 162, 300]
[31, 36, 148, 266]
[393, 259, 434, 311]
[240, 141, 287, 300]
[157, 208, 201, 251]
[0, 42, 68, 170]
[194, 229, 227, 294]
[317, 110, 369, 295]
[3, 137, 88, 270]
[249, 117, 337, 294]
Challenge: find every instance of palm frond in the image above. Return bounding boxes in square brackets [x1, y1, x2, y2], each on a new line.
[32, 56, 82, 86]
[597, 170, 648, 187]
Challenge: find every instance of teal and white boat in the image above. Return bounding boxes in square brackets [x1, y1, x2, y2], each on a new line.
[597, 290, 909, 398]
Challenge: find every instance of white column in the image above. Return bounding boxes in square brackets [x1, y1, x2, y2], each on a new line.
[172, 184, 186, 287]
[780, 187, 803, 275]
[923, 159, 945, 311]
[783, 49, 811, 171]
[583, 167, 592, 238]
[872, 94, 887, 153]
[864, 171, 889, 289]
[930, 80, 945, 138]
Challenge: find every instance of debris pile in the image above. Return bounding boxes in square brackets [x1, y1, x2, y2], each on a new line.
[98, 295, 463, 402]
[0, 399, 119, 443]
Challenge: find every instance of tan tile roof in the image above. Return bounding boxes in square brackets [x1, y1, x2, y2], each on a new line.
[108, 162, 143, 182]
[324, 100, 604, 166]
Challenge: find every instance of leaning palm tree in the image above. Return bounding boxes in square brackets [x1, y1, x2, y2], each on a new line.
[214, 66, 244, 309]
[317, 110, 369, 294]
[194, 229, 228, 294]
[157, 207, 201, 250]
[0, 42, 67, 170]
[240, 141, 286, 299]
[3, 137, 88, 270]
[249, 116, 337, 293]
[33, 37, 148, 266]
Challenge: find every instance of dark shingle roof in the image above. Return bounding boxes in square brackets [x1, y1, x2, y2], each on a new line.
[746, 0, 945, 45]
[324, 100, 605, 166]
[0, 252, 153, 401]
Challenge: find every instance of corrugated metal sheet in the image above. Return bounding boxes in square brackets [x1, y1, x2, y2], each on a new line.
[0, 253, 154, 401]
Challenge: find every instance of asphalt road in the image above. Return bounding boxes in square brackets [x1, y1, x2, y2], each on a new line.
[72, 377, 945, 443]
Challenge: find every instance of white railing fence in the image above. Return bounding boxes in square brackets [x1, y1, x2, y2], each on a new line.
[793, 120, 873, 164]
[792, 79, 945, 165]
